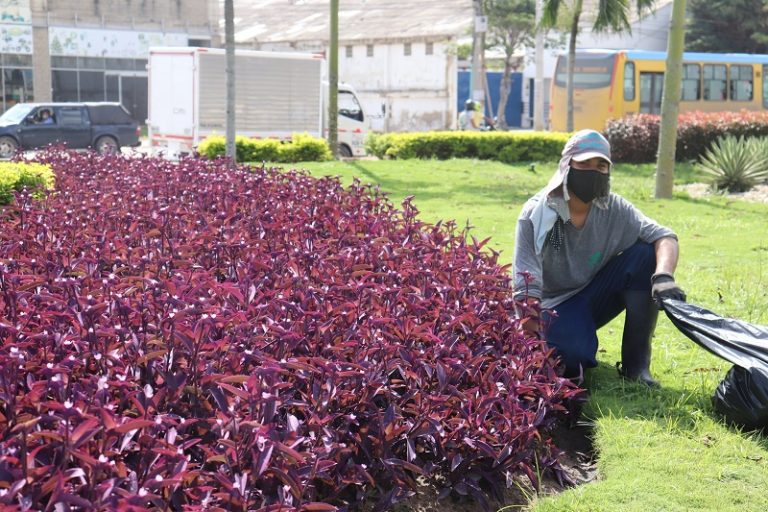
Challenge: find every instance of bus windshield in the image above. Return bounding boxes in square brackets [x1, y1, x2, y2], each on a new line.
[554, 53, 616, 89]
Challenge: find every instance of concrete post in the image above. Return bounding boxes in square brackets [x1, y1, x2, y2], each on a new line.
[30, 0, 52, 102]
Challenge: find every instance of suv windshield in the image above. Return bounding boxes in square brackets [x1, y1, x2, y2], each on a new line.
[0, 104, 34, 125]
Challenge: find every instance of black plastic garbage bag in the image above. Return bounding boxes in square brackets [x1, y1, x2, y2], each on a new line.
[662, 298, 768, 430]
[713, 365, 768, 430]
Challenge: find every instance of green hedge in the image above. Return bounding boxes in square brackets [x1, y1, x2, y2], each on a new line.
[197, 133, 332, 163]
[364, 131, 571, 163]
[605, 111, 768, 163]
[0, 162, 55, 205]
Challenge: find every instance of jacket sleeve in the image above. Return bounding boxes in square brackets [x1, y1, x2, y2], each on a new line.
[513, 214, 543, 300]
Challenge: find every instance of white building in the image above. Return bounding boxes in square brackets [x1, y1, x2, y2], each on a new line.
[231, 0, 472, 132]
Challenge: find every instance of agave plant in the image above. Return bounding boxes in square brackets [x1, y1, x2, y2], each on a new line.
[697, 135, 768, 193]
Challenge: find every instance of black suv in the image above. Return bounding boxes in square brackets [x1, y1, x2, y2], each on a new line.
[0, 102, 141, 158]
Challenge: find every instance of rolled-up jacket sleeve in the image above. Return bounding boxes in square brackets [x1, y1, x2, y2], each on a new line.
[513, 215, 542, 300]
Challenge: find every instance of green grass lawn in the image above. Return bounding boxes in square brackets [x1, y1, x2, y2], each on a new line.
[272, 158, 768, 511]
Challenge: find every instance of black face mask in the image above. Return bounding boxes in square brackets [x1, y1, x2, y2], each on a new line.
[567, 167, 610, 203]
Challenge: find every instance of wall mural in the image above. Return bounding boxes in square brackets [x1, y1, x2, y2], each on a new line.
[0, 22, 31, 53]
[49, 27, 189, 58]
[0, 0, 30, 24]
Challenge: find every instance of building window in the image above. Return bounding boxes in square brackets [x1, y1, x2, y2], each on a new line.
[404, 42, 412, 56]
[366, 44, 374, 57]
[425, 42, 434, 55]
[52, 70, 79, 102]
[2, 66, 33, 111]
[345, 45, 353, 58]
[730, 64, 753, 101]
[79, 71, 106, 101]
[681, 63, 700, 101]
[623, 62, 635, 101]
[703, 64, 727, 101]
[188, 38, 211, 48]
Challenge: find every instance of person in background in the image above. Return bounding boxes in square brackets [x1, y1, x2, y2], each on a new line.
[512, 129, 686, 387]
[38, 109, 54, 124]
[458, 99, 480, 130]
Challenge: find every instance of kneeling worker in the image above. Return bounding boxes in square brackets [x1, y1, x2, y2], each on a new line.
[513, 130, 686, 386]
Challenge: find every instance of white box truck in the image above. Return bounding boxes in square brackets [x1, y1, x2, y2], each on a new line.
[147, 47, 368, 157]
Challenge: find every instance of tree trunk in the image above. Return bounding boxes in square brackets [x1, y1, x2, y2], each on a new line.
[496, 49, 513, 130]
[224, 0, 236, 164]
[655, 0, 687, 199]
[534, 0, 545, 130]
[566, 0, 582, 133]
[328, 0, 339, 159]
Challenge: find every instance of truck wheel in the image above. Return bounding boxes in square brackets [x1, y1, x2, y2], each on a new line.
[95, 136, 119, 156]
[339, 144, 353, 158]
[0, 136, 19, 159]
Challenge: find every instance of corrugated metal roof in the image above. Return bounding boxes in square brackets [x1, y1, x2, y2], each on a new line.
[230, 0, 474, 44]
[578, 0, 673, 29]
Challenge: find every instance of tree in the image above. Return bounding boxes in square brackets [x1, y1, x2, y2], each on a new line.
[224, 0, 236, 164]
[655, 0, 687, 199]
[541, 0, 656, 132]
[687, 0, 768, 53]
[483, 0, 536, 130]
[328, 0, 339, 159]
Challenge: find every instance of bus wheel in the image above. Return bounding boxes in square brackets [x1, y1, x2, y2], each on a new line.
[0, 136, 18, 159]
[339, 144, 353, 158]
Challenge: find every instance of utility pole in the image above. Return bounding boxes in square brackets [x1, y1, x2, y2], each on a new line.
[328, 0, 339, 159]
[224, 0, 236, 164]
[469, 0, 486, 109]
[533, 0, 545, 130]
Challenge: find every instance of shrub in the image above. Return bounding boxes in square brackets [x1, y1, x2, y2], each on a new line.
[0, 149, 582, 510]
[697, 135, 768, 192]
[0, 161, 55, 204]
[198, 133, 331, 163]
[366, 131, 570, 163]
[278, 132, 332, 163]
[605, 110, 768, 163]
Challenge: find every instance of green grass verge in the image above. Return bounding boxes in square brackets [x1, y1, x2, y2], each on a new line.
[261, 158, 768, 511]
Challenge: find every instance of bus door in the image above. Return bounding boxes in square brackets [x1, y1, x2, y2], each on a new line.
[639, 72, 664, 114]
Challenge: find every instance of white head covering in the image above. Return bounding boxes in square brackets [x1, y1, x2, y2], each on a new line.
[531, 130, 613, 254]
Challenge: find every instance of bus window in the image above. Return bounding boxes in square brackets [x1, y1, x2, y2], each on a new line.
[623, 62, 635, 100]
[681, 64, 700, 101]
[763, 65, 768, 108]
[730, 65, 753, 101]
[703, 64, 727, 101]
[554, 53, 615, 89]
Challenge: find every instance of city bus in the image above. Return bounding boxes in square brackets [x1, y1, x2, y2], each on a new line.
[549, 49, 768, 132]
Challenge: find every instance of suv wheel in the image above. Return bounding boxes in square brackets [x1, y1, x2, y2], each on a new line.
[0, 136, 19, 159]
[95, 136, 119, 156]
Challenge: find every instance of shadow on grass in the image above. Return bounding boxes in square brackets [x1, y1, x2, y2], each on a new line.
[581, 361, 767, 447]
[348, 160, 537, 205]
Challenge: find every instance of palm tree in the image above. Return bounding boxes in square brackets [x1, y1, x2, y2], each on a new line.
[655, 0, 687, 198]
[540, 0, 656, 132]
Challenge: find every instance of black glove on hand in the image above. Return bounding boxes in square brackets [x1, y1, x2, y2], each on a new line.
[651, 272, 686, 306]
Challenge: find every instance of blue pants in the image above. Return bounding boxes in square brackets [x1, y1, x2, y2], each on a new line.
[542, 241, 657, 376]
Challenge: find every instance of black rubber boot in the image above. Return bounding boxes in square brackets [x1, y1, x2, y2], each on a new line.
[617, 289, 660, 387]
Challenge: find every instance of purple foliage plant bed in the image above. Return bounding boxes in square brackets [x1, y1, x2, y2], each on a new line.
[0, 150, 584, 511]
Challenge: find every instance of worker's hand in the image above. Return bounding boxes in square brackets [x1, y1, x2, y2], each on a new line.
[651, 273, 686, 306]
[518, 297, 543, 337]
